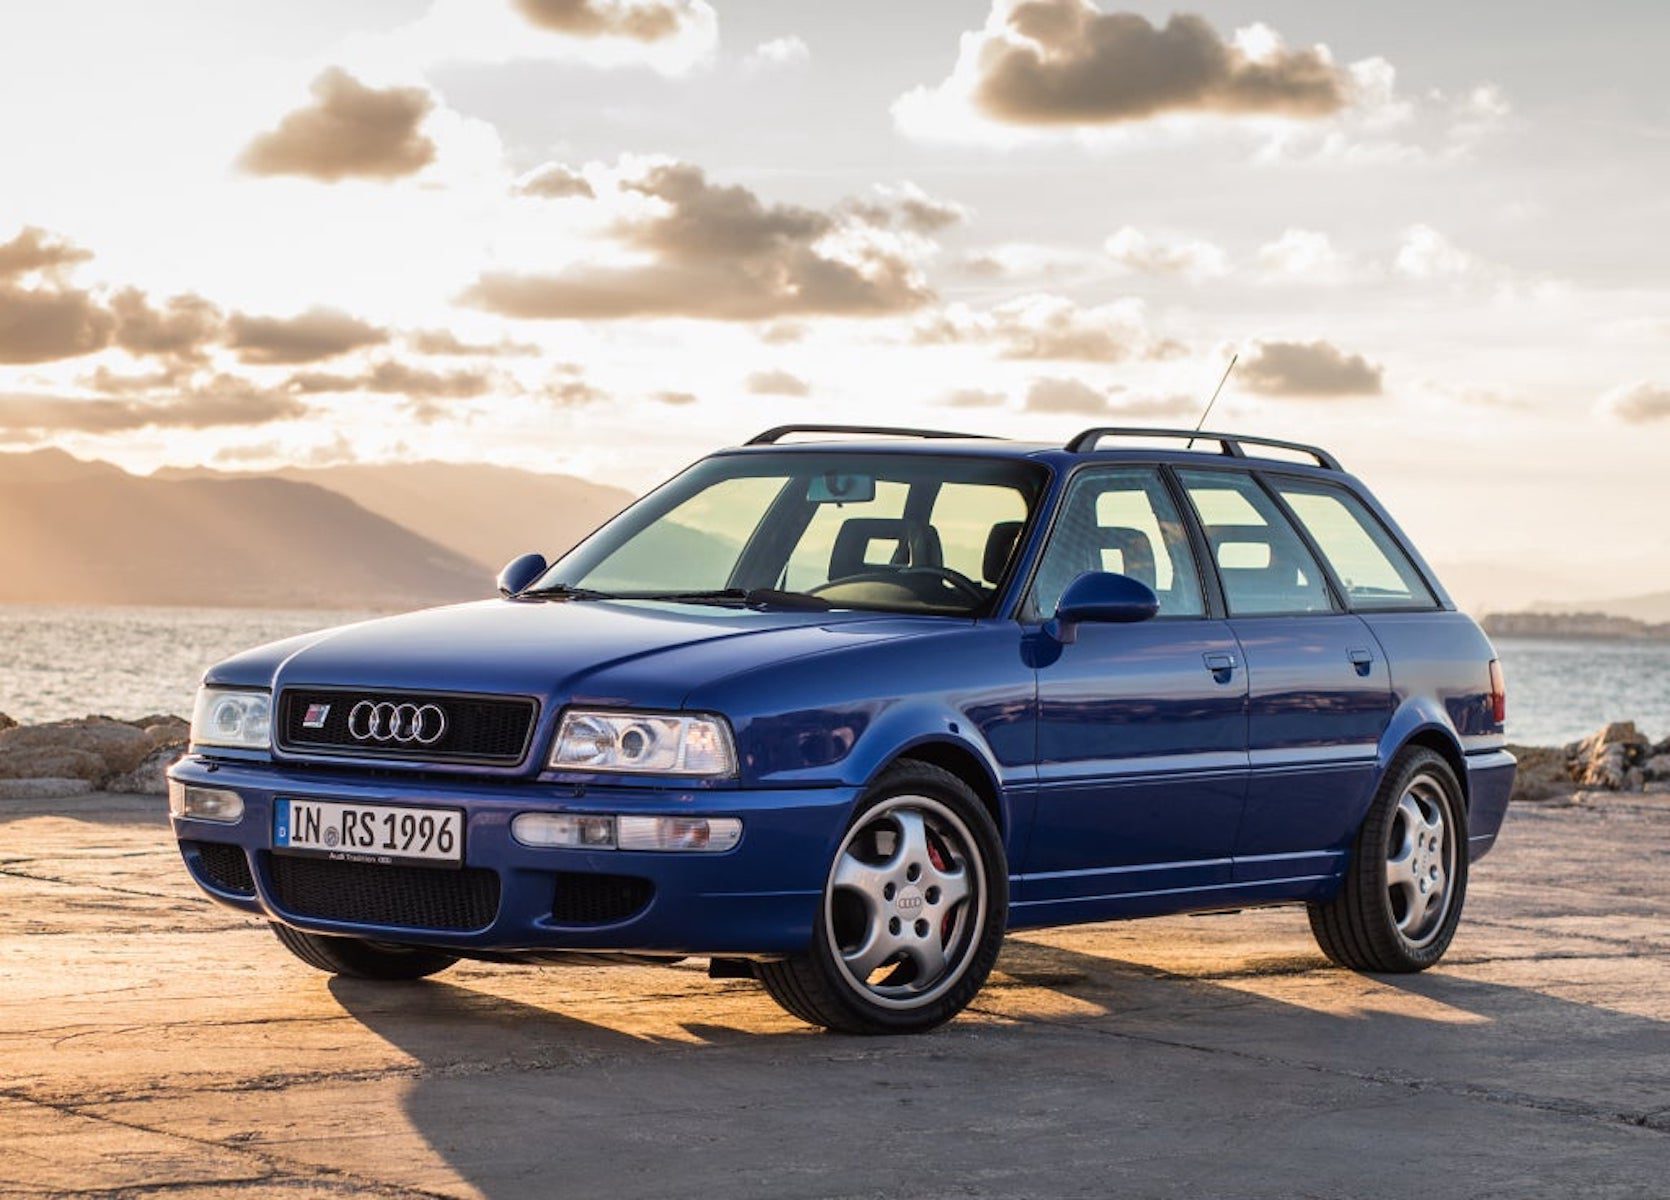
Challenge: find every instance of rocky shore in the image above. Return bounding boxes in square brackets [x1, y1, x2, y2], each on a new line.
[1, 712, 1665, 806]
[0, 713, 187, 798]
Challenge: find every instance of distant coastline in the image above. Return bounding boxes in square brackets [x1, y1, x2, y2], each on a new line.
[1483, 611, 1670, 641]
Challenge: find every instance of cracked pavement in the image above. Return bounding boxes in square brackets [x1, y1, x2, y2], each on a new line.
[1, 791, 1666, 1198]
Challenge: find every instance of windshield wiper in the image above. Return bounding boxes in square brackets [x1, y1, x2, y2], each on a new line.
[526, 586, 831, 611]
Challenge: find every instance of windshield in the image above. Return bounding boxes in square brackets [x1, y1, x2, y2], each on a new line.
[540, 452, 1048, 616]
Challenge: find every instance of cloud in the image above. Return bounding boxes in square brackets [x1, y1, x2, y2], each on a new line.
[238, 68, 436, 182]
[896, 4, 1350, 142]
[943, 388, 1008, 409]
[511, 0, 694, 42]
[743, 35, 810, 73]
[286, 360, 496, 399]
[1240, 340, 1383, 396]
[1598, 382, 1670, 424]
[0, 227, 92, 278]
[843, 182, 970, 234]
[745, 369, 811, 396]
[0, 377, 305, 435]
[1025, 376, 1113, 414]
[462, 162, 934, 320]
[954, 242, 1096, 282]
[654, 390, 698, 405]
[406, 329, 538, 356]
[1255, 228, 1365, 285]
[514, 162, 596, 199]
[110, 289, 223, 361]
[226, 307, 389, 365]
[1393, 224, 1478, 280]
[916, 295, 1177, 362]
[0, 282, 114, 364]
[1104, 226, 1229, 280]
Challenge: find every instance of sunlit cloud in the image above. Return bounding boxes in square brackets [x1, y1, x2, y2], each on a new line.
[1598, 381, 1670, 424]
[743, 35, 811, 74]
[745, 368, 811, 396]
[1104, 226, 1229, 281]
[238, 68, 437, 183]
[915, 294, 1180, 362]
[513, 162, 597, 200]
[226, 307, 389, 365]
[1240, 339, 1383, 396]
[0, 376, 306, 436]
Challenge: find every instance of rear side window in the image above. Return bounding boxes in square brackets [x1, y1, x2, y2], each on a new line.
[1274, 480, 1437, 611]
[1177, 470, 1334, 617]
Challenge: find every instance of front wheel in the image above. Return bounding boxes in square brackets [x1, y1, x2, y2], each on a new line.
[1308, 748, 1469, 972]
[758, 761, 1007, 1034]
[269, 922, 458, 981]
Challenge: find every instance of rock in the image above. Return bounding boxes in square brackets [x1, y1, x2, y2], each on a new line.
[1568, 721, 1650, 792]
[107, 743, 183, 795]
[0, 713, 15, 732]
[138, 717, 189, 750]
[0, 717, 154, 784]
[0, 777, 95, 800]
[1644, 755, 1670, 783]
[1507, 745, 1577, 802]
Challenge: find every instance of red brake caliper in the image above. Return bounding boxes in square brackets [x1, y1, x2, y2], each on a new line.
[928, 839, 955, 941]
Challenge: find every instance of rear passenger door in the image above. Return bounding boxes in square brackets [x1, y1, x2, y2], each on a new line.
[1023, 467, 1249, 906]
[1174, 469, 1394, 885]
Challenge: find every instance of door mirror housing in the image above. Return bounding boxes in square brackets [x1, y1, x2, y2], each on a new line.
[1047, 571, 1159, 643]
[497, 552, 548, 598]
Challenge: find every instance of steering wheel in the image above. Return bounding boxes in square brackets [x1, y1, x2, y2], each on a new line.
[810, 566, 987, 605]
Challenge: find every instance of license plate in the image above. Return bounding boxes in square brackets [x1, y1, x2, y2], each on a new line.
[274, 798, 464, 868]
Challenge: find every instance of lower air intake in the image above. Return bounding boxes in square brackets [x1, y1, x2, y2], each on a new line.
[551, 872, 654, 926]
[269, 855, 500, 932]
[190, 841, 255, 896]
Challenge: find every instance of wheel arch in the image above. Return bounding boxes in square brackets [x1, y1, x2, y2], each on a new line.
[882, 738, 1007, 838]
[1383, 715, 1470, 809]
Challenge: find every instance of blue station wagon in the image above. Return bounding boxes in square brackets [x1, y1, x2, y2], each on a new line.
[169, 425, 1516, 1033]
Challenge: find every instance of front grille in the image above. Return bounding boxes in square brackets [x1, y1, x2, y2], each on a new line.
[269, 855, 500, 931]
[189, 841, 255, 896]
[277, 688, 537, 765]
[551, 872, 653, 926]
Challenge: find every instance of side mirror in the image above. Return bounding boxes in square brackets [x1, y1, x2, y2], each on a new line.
[497, 552, 548, 598]
[1047, 571, 1159, 643]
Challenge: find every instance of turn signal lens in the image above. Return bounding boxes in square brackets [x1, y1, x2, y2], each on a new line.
[511, 813, 617, 849]
[167, 782, 245, 824]
[617, 816, 742, 853]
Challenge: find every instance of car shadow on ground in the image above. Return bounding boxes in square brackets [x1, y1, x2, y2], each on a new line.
[327, 936, 1670, 1199]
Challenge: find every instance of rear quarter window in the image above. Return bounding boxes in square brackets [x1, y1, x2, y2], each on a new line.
[1274, 480, 1437, 611]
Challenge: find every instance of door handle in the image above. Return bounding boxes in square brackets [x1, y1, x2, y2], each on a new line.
[1348, 648, 1375, 676]
[1203, 652, 1238, 679]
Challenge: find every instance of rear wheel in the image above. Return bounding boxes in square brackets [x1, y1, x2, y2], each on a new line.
[269, 922, 458, 981]
[1308, 748, 1468, 972]
[758, 760, 1007, 1034]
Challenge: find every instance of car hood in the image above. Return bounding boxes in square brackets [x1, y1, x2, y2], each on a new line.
[242, 598, 936, 710]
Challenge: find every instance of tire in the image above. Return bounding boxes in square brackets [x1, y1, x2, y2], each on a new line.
[758, 760, 1007, 1034]
[1308, 747, 1469, 973]
[269, 922, 458, 981]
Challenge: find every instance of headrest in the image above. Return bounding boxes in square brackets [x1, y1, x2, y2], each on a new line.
[1096, 526, 1156, 588]
[830, 518, 912, 580]
[982, 520, 1024, 585]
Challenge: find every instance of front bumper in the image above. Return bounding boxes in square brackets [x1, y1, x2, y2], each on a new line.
[166, 755, 860, 956]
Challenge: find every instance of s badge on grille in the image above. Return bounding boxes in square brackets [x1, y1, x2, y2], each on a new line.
[301, 703, 332, 729]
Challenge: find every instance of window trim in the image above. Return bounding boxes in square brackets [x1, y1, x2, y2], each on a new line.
[1172, 464, 1346, 620]
[1257, 470, 1443, 614]
[1015, 461, 1215, 624]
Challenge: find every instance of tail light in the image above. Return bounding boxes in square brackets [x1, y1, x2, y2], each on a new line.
[1488, 659, 1506, 725]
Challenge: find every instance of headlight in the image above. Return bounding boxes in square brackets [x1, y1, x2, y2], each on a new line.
[550, 709, 737, 776]
[191, 687, 272, 750]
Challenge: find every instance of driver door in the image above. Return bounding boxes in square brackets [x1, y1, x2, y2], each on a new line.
[1021, 466, 1250, 910]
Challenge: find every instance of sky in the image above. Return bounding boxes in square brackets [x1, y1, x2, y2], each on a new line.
[2, 0, 1667, 608]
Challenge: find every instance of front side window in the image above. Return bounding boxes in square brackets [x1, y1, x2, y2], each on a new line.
[1274, 480, 1437, 610]
[546, 452, 1048, 616]
[1030, 467, 1205, 619]
[1177, 469, 1335, 617]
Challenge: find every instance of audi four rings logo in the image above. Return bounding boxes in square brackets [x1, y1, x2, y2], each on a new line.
[346, 700, 448, 745]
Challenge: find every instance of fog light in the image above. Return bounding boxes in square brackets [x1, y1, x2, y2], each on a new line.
[617, 816, 742, 853]
[168, 781, 245, 824]
[511, 812, 617, 849]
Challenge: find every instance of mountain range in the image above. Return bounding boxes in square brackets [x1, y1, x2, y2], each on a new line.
[0, 449, 631, 609]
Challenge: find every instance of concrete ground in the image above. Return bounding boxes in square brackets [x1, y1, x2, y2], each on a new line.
[1, 792, 1666, 1200]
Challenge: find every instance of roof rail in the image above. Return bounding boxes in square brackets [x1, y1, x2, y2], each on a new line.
[1065, 427, 1341, 471]
[746, 424, 998, 446]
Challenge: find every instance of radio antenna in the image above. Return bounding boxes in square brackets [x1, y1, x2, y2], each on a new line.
[1187, 353, 1237, 449]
